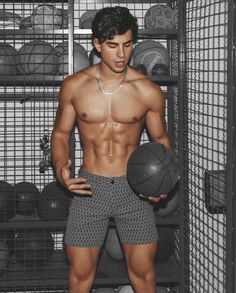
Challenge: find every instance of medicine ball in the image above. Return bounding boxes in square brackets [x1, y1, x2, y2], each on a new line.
[132, 41, 169, 75]
[37, 181, 70, 221]
[152, 63, 169, 75]
[127, 142, 179, 197]
[0, 241, 10, 275]
[15, 182, 40, 215]
[15, 229, 54, 268]
[156, 227, 175, 262]
[0, 181, 17, 222]
[104, 229, 124, 261]
[0, 43, 17, 75]
[89, 48, 101, 65]
[154, 186, 179, 217]
[144, 4, 176, 30]
[79, 10, 97, 29]
[31, 4, 62, 30]
[55, 42, 90, 74]
[17, 40, 59, 74]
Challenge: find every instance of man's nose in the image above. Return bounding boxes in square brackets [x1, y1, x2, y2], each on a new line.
[117, 46, 125, 58]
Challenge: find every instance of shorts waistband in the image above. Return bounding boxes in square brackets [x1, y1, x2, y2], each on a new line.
[78, 167, 127, 183]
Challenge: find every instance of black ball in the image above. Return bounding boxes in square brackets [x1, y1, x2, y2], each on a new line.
[15, 229, 54, 268]
[127, 142, 179, 197]
[152, 63, 169, 75]
[0, 181, 17, 222]
[37, 181, 70, 221]
[15, 182, 40, 215]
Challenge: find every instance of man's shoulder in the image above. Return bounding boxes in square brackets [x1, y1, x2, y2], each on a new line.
[62, 65, 95, 87]
[128, 66, 161, 95]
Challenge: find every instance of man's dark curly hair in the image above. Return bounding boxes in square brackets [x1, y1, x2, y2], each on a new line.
[92, 6, 138, 43]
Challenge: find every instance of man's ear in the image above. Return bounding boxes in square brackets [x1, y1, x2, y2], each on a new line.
[93, 38, 101, 53]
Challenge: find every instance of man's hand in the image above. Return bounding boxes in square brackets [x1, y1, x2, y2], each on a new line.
[139, 193, 168, 203]
[58, 160, 92, 196]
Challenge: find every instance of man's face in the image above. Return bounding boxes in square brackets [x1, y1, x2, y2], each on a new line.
[94, 29, 133, 73]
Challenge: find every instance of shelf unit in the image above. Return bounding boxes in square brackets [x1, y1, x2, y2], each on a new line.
[0, 0, 183, 292]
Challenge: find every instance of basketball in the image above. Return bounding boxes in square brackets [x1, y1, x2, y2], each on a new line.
[144, 4, 176, 30]
[132, 41, 169, 75]
[0, 43, 17, 75]
[17, 40, 59, 74]
[31, 4, 62, 30]
[79, 10, 97, 29]
[127, 142, 179, 197]
[55, 42, 90, 74]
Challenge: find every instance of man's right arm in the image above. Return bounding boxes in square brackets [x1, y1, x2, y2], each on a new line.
[51, 78, 76, 183]
[51, 78, 92, 196]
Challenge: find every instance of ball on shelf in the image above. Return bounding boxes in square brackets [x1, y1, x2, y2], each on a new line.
[127, 142, 179, 197]
[37, 181, 70, 221]
[144, 4, 176, 30]
[14, 181, 40, 215]
[55, 42, 90, 74]
[17, 40, 59, 75]
[31, 4, 62, 30]
[79, 10, 97, 29]
[132, 41, 169, 75]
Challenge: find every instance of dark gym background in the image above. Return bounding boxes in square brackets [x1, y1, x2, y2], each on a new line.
[0, 0, 235, 292]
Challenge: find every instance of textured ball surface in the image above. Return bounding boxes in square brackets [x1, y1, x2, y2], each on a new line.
[132, 41, 169, 75]
[144, 4, 175, 30]
[55, 42, 90, 74]
[127, 142, 179, 197]
[31, 4, 62, 30]
[152, 63, 169, 75]
[17, 40, 59, 74]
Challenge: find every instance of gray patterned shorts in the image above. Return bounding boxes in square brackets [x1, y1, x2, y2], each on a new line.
[65, 168, 158, 247]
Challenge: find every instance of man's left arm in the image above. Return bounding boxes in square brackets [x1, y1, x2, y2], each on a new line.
[143, 83, 173, 202]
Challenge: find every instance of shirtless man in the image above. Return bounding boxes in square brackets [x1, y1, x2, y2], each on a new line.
[51, 6, 172, 293]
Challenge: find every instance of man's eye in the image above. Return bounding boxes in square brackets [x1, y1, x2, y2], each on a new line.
[109, 45, 116, 48]
[124, 43, 131, 47]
